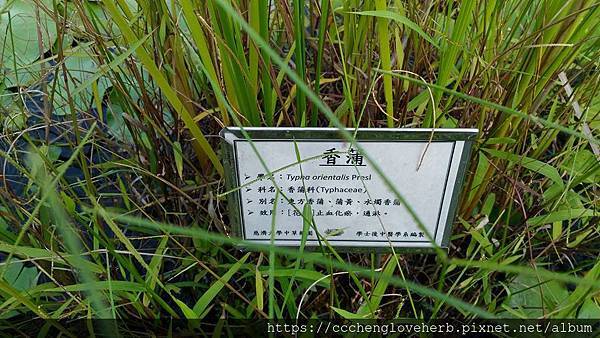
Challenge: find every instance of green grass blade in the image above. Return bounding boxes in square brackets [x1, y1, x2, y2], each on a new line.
[312, 0, 330, 127]
[373, 1, 395, 127]
[102, 0, 224, 175]
[179, 0, 230, 125]
[293, 0, 307, 126]
[350, 10, 438, 48]
[431, 0, 476, 126]
[192, 252, 251, 318]
[258, 0, 274, 126]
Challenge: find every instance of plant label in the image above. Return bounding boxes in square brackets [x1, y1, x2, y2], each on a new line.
[221, 128, 477, 250]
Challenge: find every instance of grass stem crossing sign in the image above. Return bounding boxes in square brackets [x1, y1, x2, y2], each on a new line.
[221, 128, 477, 250]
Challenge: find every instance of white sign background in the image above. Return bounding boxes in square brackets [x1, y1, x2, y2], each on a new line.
[224, 131, 472, 248]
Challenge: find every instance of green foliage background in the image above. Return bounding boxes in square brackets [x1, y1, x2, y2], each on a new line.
[0, 0, 599, 326]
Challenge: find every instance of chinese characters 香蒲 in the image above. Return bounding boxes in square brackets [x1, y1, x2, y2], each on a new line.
[320, 147, 366, 167]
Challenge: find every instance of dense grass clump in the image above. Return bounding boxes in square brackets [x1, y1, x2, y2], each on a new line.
[0, 0, 598, 327]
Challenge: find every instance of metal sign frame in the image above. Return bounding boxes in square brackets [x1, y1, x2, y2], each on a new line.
[220, 127, 477, 252]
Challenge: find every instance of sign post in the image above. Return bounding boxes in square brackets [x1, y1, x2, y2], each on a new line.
[221, 128, 477, 251]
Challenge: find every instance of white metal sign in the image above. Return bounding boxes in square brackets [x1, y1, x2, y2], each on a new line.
[221, 128, 477, 250]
